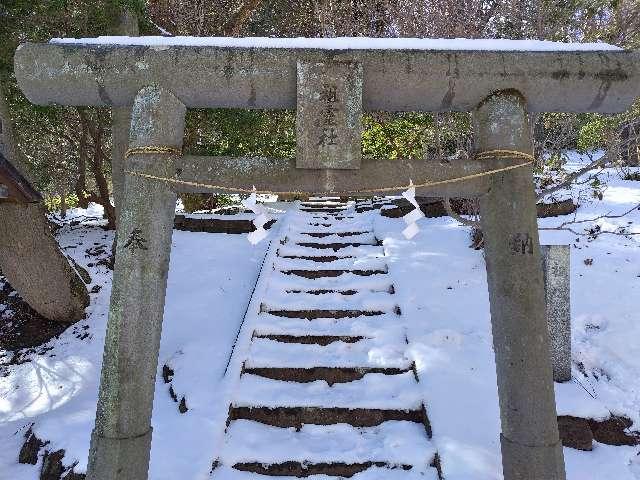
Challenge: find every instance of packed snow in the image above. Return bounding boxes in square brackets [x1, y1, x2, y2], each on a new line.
[49, 36, 622, 51]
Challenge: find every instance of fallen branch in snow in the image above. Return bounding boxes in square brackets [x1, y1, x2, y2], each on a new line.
[539, 202, 640, 238]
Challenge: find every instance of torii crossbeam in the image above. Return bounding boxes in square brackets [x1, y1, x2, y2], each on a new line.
[14, 37, 640, 480]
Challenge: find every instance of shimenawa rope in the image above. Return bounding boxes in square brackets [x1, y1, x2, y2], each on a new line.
[123, 146, 535, 195]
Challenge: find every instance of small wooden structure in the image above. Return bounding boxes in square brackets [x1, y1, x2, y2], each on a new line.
[0, 151, 41, 203]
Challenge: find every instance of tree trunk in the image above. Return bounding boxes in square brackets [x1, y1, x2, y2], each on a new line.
[60, 189, 67, 218]
[0, 80, 90, 323]
[0, 203, 89, 322]
[75, 120, 90, 208]
[90, 135, 117, 229]
[78, 108, 117, 229]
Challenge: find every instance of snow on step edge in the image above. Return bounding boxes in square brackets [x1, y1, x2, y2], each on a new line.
[233, 372, 422, 409]
[219, 420, 435, 469]
[245, 337, 410, 369]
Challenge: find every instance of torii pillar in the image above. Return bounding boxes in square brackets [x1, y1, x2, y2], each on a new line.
[475, 90, 565, 479]
[87, 85, 185, 479]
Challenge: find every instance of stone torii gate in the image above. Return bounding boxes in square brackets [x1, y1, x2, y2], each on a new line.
[14, 38, 640, 480]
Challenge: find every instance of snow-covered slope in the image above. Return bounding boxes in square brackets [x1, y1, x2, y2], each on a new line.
[0, 152, 639, 479]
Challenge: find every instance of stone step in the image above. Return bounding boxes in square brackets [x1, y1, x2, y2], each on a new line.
[231, 462, 423, 478]
[211, 464, 439, 479]
[244, 337, 410, 369]
[300, 203, 349, 208]
[295, 241, 382, 250]
[229, 406, 428, 429]
[278, 239, 384, 256]
[300, 199, 348, 204]
[254, 334, 364, 345]
[262, 310, 387, 320]
[278, 255, 354, 263]
[300, 208, 349, 213]
[281, 269, 387, 279]
[260, 290, 396, 313]
[269, 272, 394, 293]
[242, 366, 413, 385]
[233, 371, 422, 410]
[294, 222, 373, 232]
[278, 243, 382, 257]
[217, 420, 436, 472]
[300, 231, 371, 238]
[253, 313, 405, 340]
[286, 289, 359, 295]
[273, 256, 387, 272]
[307, 196, 343, 201]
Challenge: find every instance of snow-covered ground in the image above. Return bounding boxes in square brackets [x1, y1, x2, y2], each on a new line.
[1, 152, 639, 479]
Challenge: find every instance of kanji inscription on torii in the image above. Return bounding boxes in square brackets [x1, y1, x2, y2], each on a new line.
[296, 60, 362, 169]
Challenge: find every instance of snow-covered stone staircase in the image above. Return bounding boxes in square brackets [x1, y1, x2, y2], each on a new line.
[213, 199, 441, 479]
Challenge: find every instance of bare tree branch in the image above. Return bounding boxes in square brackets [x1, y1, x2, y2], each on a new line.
[443, 196, 481, 227]
[536, 152, 610, 201]
[224, 0, 265, 36]
[539, 202, 640, 238]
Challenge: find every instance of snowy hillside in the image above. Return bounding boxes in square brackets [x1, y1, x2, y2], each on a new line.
[0, 152, 639, 479]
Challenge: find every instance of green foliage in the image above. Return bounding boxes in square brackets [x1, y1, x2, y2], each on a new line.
[577, 115, 612, 152]
[44, 193, 79, 212]
[362, 112, 472, 160]
[1, 0, 146, 80]
[186, 109, 296, 158]
[180, 193, 236, 213]
[362, 113, 432, 159]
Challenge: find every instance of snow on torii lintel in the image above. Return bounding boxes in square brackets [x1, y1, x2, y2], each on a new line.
[49, 36, 622, 52]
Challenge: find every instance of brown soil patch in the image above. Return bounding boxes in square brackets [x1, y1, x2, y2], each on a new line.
[557, 416, 593, 451]
[558, 415, 640, 450]
[0, 278, 71, 374]
[589, 416, 640, 446]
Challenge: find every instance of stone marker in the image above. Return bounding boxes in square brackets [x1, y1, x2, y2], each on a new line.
[475, 90, 566, 480]
[296, 60, 362, 169]
[541, 245, 571, 383]
[86, 85, 185, 480]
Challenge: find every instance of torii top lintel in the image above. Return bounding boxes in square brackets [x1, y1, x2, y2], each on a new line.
[14, 37, 640, 114]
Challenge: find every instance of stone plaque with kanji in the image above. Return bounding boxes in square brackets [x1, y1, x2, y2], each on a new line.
[296, 60, 362, 169]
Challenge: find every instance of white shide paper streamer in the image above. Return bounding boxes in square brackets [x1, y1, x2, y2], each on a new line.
[401, 181, 424, 239]
[241, 187, 270, 244]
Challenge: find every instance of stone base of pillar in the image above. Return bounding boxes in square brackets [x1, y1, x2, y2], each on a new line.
[501, 434, 566, 480]
[86, 428, 152, 480]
